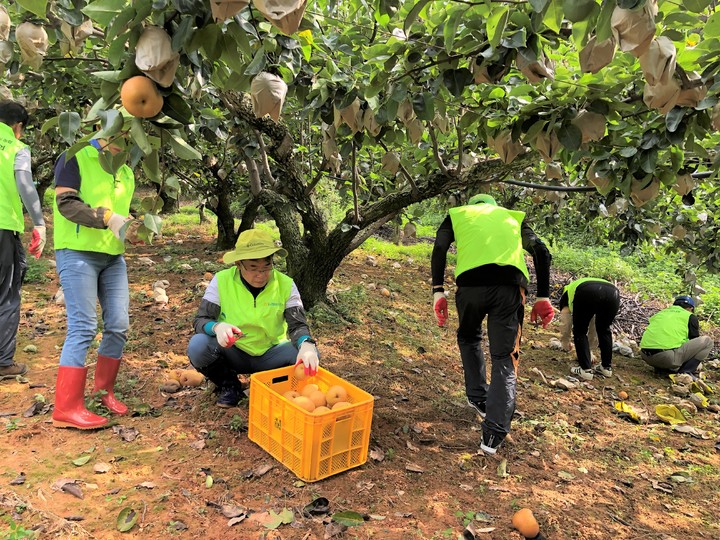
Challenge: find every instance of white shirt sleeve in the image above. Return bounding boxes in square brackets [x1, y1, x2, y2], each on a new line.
[202, 276, 221, 305]
[286, 281, 304, 310]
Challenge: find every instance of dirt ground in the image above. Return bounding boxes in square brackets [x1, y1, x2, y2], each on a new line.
[1, 227, 720, 540]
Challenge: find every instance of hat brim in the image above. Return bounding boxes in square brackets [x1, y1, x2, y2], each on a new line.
[222, 246, 288, 264]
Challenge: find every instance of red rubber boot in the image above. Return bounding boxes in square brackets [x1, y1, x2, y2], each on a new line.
[93, 355, 128, 415]
[52, 366, 108, 429]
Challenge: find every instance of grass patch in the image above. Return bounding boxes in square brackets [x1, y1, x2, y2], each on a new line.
[24, 257, 52, 284]
[360, 237, 437, 261]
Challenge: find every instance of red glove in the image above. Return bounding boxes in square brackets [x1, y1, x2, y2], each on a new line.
[28, 226, 46, 259]
[530, 298, 554, 328]
[433, 292, 448, 327]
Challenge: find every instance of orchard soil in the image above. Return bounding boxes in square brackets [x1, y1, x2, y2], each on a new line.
[2, 227, 720, 540]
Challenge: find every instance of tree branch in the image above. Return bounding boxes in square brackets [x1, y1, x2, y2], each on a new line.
[351, 141, 361, 224]
[254, 128, 277, 187]
[305, 157, 327, 196]
[456, 124, 464, 176]
[346, 212, 398, 254]
[427, 124, 448, 174]
[379, 141, 418, 194]
[245, 157, 262, 196]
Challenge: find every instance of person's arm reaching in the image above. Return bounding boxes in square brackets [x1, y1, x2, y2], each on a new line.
[430, 216, 454, 327]
[15, 149, 45, 258]
[523, 221, 554, 327]
[688, 314, 700, 340]
[284, 282, 318, 375]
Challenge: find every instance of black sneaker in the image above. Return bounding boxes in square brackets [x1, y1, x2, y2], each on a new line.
[216, 386, 241, 408]
[467, 398, 486, 419]
[480, 430, 505, 455]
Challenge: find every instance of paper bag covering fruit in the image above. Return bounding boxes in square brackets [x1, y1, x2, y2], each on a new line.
[16, 22, 49, 70]
[515, 47, 555, 83]
[0, 6, 11, 41]
[487, 130, 524, 164]
[629, 177, 660, 207]
[675, 71, 707, 108]
[571, 110, 606, 143]
[587, 162, 613, 196]
[251, 72, 288, 122]
[643, 78, 681, 114]
[253, 0, 307, 35]
[135, 26, 180, 88]
[579, 35, 616, 74]
[210, 0, 249, 22]
[611, 0, 657, 57]
[640, 37, 676, 86]
[534, 130, 560, 162]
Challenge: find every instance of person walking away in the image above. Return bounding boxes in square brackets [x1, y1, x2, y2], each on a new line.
[558, 278, 620, 381]
[640, 295, 712, 378]
[187, 229, 320, 407]
[0, 101, 46, 381]
[431, 193, 553, 455]
[51, 138, 137, 429]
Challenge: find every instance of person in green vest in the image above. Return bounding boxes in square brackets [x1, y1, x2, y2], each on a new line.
[640, 296, 713, 377]
[51, 138, 138, 429]
[558, 278, 620, 381]
[187, 229, 320, 408]
[431, 193, 553, 455]
[0, 101, 46, 381]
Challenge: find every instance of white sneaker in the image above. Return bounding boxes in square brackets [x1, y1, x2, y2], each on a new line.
[570, 366, 593, 380]
[594, 365, 612, 377]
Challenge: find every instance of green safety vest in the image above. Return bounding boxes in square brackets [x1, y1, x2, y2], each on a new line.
[0, 122, 27, 232]
[449, 204, 529, 280]
[563, 278, 611, 312]
[640, 305, 692, 350]
[216, 266, 293, 356]
[53, 145, 134, 255]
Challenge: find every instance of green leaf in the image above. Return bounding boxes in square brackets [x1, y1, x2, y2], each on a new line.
[244, 48, 267, 76]
[404, 0, 432, 36]
[487, 8, 509, 49]
[59, 112, 81, 145]
[205, 475, 213, 488]
[704, 12, 720, 38]
[82, 0, 124, 26]
[116, 507, 138, 533]
[92, 71, 123, 83]
[683, 0, 712, 13]
[97, 109, 124, 139]
[665, 108, 685, 133]
[332, 511, 365, 527]
[543, 0, 563, 34]
[142, 150, 160, 183]
[167, 131, 201, 160]
[639, 148, 658, 174]
[143, 214, 162, 234]
[130, 118, 152, 155]
[41, 117, 59, 136]
[72, 455, 92, 466]
[562, 0, 597, 22]
[164, 175, 180, 197]
[459, 110, 480, 129]
[16, 0, 48, 18]
[442, 69, 473, 98]
[595, 0, 616, 43]
[172, 16, 195, 51]
[444, 7, 467, 53]
[557, 124, 582, 150]
[529, 0, 550, 12]
[162, 93, 194, 124]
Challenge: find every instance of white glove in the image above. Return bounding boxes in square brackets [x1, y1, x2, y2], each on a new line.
[106, 213, 133, 241]
[214, 322, 242, 348]
[296, 341, 319, 376]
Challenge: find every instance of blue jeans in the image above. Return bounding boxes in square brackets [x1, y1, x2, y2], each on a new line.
[56, 249, 129, 367]
[187, 333, 296, 374]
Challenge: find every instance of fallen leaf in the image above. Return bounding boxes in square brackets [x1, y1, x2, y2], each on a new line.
[497, 459, 508, 478]
[369, 447, 385, 462]
[112, 425, 139, 442]
[10, 472, 26, 485]
[189, 439, 206, 450]
[356, 481, 375, 491]
[264, 508, 294, 529]
[137, 482, 156, 489]
[672, 424, 709, 439]
[303, 497, 330, 517]
[221, 504, 247, 518]
[406, 440, 419, 452]
[253, 463, 274, 477]
[72, 455, 92, 467]
[332, 510, 365, 526]
[23, 344, 38, 353]
[170, 520, 188, 531]
[62, 483, 84, 499]
[558, 471, 575, 481]
[228, 516, 246, 526]
[405, 463, 424, 473]
[64, 515, 84, 521]
[93, 463, 111, 474]
[324, 521, 347, 539]
[22, 400, 50, 418]
[651, 480, 673, 494]
[205, 475, 213, 488]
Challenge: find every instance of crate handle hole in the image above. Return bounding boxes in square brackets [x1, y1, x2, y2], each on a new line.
[271, 375, 290, 384]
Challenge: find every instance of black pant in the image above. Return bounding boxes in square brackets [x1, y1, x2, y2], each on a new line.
[456, 285, 525, 436]
[0, 230, 27, 366]
[572, 281, 620, 369]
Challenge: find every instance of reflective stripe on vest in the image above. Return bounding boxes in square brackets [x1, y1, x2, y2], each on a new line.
[449, 204, 529, 280]
[0, 122, 27, 232]
[53, 145, 134, 254]
[640, 305, 692, 350]
[216, 267, 293, 356]
[563, 277, 611, 312]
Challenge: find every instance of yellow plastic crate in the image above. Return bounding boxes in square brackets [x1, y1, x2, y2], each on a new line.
[248, 365, 374, 482]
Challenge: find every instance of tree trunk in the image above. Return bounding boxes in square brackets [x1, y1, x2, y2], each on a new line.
[158, 188, 179, 214]
[215, 194, 236, 249]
